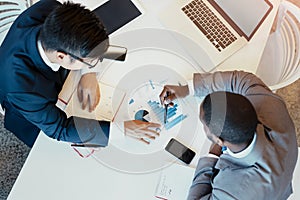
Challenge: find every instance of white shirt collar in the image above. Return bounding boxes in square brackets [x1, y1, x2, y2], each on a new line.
[224, 133, 257, 158]
[37, 40, 60, 71]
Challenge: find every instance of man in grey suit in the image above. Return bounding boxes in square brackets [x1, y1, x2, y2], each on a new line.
[160, 71, 298, 199]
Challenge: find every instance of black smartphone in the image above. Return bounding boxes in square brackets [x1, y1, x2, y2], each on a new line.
[165, 138, 196, 164]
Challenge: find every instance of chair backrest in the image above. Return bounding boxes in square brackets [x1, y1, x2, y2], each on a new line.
[0, 0, 28, 44]
[256, 1, 300, 91]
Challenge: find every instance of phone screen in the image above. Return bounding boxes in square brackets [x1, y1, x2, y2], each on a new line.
[165, 138, 196, 164]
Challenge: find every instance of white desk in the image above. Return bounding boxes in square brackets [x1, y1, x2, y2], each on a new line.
[8, 0, 280, 199]
[7, 121, 209, 200]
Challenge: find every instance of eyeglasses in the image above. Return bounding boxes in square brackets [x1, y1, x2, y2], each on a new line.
[63, 51, 102, 69]
[59, 45, 127, 69]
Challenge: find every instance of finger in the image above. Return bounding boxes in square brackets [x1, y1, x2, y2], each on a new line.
[136, 128, 160, 136]
[88, 92, 99, 112]
[81, 90, 88, 110]
[136, 133, 156, 140]
[141, 128, 160, 136]
[77, 86, 83, 103]
[124, 129, 144, 138]
[140, 138, 150, 145]
[146, 122, 161, 128]
[90, 84, 101, 112]
[165, 93, 177, 104]
[145, 134, 156, 140]
[159, 86, 172, 105]
[168, 102, 174, 107]
[88, 94, 95, 112]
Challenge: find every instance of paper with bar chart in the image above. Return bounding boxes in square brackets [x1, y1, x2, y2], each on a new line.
[127, 80, 188, 132]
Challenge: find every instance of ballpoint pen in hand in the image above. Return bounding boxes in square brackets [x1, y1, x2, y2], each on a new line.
[164, 91, 171, 124]
[164, 103, 168, 124]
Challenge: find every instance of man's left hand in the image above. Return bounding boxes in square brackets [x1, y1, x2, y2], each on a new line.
[209, 143, 223, 157]
[77, 73, 100, 112]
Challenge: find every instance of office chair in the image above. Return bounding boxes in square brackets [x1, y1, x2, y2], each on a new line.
[256, 1, 300, 91]
[0, 0, 28, 45]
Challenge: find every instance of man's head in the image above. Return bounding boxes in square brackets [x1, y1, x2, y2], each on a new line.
[200, 91, 258, 146]
[39, 1, 109, 70]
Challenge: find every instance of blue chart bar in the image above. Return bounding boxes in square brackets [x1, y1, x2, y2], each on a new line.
[147, 100, 164, 122]
[149, 80, 155, 89]
[147, 100, 187, 130]
[164, 114, 187, 130]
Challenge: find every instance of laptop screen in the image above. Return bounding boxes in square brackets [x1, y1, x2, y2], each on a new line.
[212, 0, 273, 40]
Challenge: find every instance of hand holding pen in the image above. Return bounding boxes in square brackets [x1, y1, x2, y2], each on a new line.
[159, 84, 190, 106]
[164, 91, 171, 124]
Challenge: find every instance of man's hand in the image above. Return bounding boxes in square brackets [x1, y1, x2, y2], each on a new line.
[77, 73, 100, 112]
[124, 120, 161, 144]
[159, 85, 189, 105]
[209, 143, 223, 157]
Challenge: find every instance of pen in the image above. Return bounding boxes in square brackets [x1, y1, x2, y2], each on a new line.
[164, 103, 168, 124]
[164, 91, 171, 124]
[71, 143, 102, 148]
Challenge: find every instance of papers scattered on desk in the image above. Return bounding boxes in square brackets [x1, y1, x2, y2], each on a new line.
[155, 163, 195, 200]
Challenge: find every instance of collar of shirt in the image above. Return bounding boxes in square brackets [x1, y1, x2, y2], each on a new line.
[37, 40, 61, 72]
[224, 133, 257, 158]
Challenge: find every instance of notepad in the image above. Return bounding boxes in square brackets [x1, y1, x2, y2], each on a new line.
[57, 71, 125, 121]
[64, 82, 125, 121]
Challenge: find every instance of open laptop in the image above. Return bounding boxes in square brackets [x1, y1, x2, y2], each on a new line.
[159, 0, 273, 72]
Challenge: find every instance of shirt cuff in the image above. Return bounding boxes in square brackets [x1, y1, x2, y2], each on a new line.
[206, 153, 220, 159]
[187, 79, 195, 96]
[80, 62, 102, 75]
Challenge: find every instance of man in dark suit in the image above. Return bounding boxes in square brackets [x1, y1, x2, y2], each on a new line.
[160, 71, 298, 199]
[0, 0, 160, 147]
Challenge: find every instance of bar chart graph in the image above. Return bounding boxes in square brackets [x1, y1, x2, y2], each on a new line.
[147, 100, 187, 130]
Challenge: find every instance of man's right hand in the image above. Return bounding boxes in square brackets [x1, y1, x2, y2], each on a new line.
[159, 85, 189, 105]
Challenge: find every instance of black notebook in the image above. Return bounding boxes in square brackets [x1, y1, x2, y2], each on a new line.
[93, 0, 142, 35]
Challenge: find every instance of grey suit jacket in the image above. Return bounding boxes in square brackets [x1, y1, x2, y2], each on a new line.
[187, 71, 298, 200]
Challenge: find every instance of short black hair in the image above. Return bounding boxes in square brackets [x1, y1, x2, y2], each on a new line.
[39, 1, 109, 58]
[201, 91, 258, 144]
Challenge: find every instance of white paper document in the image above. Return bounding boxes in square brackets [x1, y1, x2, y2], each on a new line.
[155, 163, 195, 200]
[64, 82, 125, 121]
[57, 71, 125, 121]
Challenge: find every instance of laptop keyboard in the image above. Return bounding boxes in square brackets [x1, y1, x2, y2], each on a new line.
[182, 0, 237, 52]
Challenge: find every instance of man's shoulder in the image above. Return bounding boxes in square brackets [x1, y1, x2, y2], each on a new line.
[14, 0, 61, 28]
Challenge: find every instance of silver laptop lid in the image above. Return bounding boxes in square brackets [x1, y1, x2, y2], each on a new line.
[209, 0, 273, 41]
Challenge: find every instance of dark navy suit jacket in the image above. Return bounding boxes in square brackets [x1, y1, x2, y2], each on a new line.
[0, 0, 110, 147]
